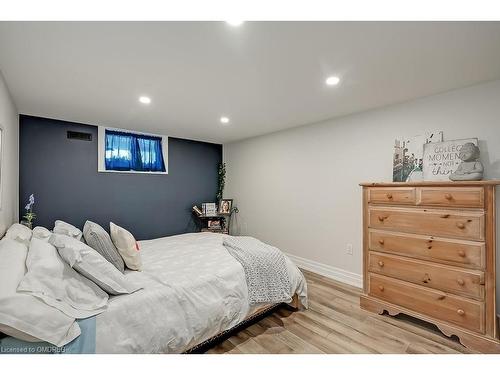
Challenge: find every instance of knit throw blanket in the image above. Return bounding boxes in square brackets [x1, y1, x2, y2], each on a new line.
[223, 236, 292, 305]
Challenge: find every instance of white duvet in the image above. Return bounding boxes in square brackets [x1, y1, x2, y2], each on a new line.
[95, 232, 307, 354]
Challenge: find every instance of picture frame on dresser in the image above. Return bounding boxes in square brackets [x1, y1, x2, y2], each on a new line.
[422, 138, 479, 181]
[393, 131, 443, 182]
[359, 180, 500, 353]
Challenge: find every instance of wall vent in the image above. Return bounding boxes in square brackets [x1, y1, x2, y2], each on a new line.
[67, 131, 92, 141]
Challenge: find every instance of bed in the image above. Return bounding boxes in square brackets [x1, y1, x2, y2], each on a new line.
[0, 232, 308, 354]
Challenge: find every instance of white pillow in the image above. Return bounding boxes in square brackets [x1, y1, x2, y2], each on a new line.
[49, 234, 142, 295]
[17, 238, 108, 319]
[0, 238, 28, 299]
[5, 223, 32, 245]
[0, 294, 81, 346]
[53, 220, 83, 241]
[110, 222, 142, 271]
[0, 237, 80, 346]
[32, 226, 52, 241]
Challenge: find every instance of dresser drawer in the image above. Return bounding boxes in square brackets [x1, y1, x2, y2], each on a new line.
[368, 207, 485, 241]
[369, 230, 485, 269]
[367, 187, 416, 205]
[418, 187, 484, 208]
[368, 273, 485, 333]
[368, 251, 485, 299]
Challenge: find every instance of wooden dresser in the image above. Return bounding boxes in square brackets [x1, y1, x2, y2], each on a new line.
[360, 181, 500, 353]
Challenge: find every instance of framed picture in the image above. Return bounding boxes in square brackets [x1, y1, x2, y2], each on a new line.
[393, 131, 443, 182]
[218, 199, 233, 214]
[423, 138, 479, 181]
[202, 202, 217, 216]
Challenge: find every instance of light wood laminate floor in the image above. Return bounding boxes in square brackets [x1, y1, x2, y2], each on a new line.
[207, 270, 474, 354]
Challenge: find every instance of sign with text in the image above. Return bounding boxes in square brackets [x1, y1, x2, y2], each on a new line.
[423, 138, 478, 181]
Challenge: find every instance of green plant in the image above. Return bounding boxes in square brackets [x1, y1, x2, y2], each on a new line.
[217, 163, 226, 201]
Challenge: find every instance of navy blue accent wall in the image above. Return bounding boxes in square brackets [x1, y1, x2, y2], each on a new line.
[19, 115, 222, 240]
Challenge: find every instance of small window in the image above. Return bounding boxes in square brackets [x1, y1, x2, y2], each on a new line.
[98, 127, 168, 174]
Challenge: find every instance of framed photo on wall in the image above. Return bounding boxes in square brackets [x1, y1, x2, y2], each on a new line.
[218, 199, 233, 214]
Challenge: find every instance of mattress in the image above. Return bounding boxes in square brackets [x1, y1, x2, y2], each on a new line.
[94, 232, 308, 354]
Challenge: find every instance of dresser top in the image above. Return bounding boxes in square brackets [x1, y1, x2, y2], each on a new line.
[360, 180, 500, 187]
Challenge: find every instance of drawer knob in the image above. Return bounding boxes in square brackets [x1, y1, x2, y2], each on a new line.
[378, 261, 384, 267]
[456, 222, 466, 229]
[422, 273, 431, 284]
[445, 193, 453, 200]
[457, 278, 465, 286]
[386, 193, 393, 199]
[378, 285, 384, 291]
[378, 215, 388, 222]
[378, 239, 385, 245]
[457, 309, 465, 316]
[440, 214, 450, 219]
[458, 250, 466, 257]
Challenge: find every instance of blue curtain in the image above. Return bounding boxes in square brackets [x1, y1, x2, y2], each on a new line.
[105, 130, 166, 172]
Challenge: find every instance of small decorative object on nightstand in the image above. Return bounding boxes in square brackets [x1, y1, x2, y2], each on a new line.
[218, 199, 233, 215]
[21, 193, 36, 229]
[202, 202, 217, 216]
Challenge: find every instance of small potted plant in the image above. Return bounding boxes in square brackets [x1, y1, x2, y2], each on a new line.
[21, 194, 36, 229]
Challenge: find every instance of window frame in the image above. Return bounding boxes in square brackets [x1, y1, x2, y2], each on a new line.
[97, 126, 169, 175]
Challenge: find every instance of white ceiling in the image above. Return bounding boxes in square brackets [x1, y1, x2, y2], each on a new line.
[1, 21, 500, 144]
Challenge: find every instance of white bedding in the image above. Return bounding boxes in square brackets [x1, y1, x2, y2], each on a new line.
[95, 232, 307, 353]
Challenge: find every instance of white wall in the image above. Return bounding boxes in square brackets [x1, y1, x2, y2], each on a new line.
[0, 70, 19, 236]
[224, 79, 500, 287]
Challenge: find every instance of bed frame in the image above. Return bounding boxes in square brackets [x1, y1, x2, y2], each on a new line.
[183, 294, 300, 354]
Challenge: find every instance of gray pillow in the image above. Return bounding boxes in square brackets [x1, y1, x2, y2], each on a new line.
[83, 220, 125, 273]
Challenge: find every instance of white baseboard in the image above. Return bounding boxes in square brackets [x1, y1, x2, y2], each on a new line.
[286, 253, 363, 289]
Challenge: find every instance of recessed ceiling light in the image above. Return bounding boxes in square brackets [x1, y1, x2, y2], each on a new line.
[220, 116, 230, 124]
[138, 96, 151, 104]
[325, 76, 340, 86]
[226, 20, 244, 27]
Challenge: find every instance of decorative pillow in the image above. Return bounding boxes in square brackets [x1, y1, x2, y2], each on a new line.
[17, 238, 108, 319]
[32, 226, 52, 241]
[83, 220, 125, 272]
[110, 222, 142, 271]
[50, 234, 142, 295]
[0, 237, 80, 346]
[53, 220, 83, 241]
[5, 223, 32, 245]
